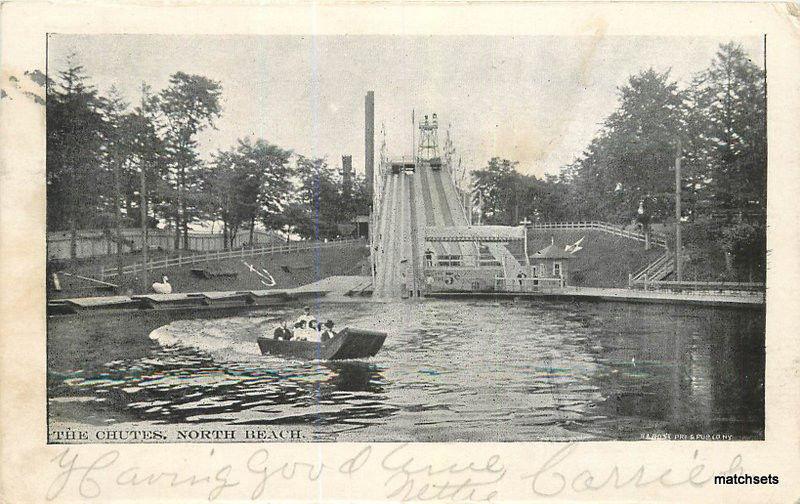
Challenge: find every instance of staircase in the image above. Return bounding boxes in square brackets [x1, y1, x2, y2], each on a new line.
[630, 251, 675, 286]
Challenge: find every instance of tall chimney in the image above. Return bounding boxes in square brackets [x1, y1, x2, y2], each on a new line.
[342, 155, 353, 197]
[365, 91, 375, 200]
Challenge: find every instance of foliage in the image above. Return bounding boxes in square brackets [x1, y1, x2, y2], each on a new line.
[472, 158, 577, 225]
[159, 72, 223, 248]
[46, 43, 765, 280]
[46, 59, 108, 234]
[690, 43, 766, 214]
[202, 139, 292, 248]
[471, 43, 766, 281]
[290, 156, 370, 240]
[46, 59, 370, 256]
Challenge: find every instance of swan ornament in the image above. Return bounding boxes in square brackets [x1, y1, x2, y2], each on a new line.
[152, 275, 173, 294]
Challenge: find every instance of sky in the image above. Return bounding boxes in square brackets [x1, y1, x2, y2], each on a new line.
[48, 34, 764, 179]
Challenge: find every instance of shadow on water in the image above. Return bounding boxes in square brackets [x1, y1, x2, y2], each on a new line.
[48, 299, 765, 441]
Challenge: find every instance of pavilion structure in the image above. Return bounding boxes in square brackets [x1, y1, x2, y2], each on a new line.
[423, 225, 521, 292]
[421, 226, 573, 293]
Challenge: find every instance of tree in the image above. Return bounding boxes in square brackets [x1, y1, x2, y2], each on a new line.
[720, 222, 766, 281]
[575, 69, 688, 223]
[553, 42, 766, 280]
[46, 56, 108, 257]
[237, 139, 292, 245]
[690, 42, 766, 214]
[471, 158, 576, 225]
[128, 83, 169, 230]
[159, 72, 222, 249]
[202, 150, 239, 248]
[687, 43, 767, 276]
[202, 138, 293, 248]
[100, 86, 132, 273]
[471, 158, 520, 224]
[293, 156, 346, 240]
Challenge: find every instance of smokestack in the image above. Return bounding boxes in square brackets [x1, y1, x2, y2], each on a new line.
[342, 155, 353, 197]
[365, 91, 374, 201]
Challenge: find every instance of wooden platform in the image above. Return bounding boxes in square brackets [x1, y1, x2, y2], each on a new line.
[46, 276, 376, 316]
[427, 285, 764, 308]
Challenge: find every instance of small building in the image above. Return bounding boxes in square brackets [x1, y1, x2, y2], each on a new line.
[354, 215, 370, 239]
[529, 242, 573, 287]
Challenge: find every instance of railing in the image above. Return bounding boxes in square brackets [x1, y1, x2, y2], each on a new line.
[478, 257, 502, 267]
[529, 221, 667, 248]
[48, 228, 284, 260]
[100, 237, 365, 280]
[630, 279, 765, 295]
[631, 250, 673, 283]
[495, 276, 564, 293]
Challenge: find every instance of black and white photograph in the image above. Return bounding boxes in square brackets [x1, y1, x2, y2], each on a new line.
[41, 33, 767, 444]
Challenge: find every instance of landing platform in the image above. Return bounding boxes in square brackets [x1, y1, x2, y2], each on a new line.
[427, 286, 764, 308]
[48, 275, 763, 315]
[47, 275, 375, 315]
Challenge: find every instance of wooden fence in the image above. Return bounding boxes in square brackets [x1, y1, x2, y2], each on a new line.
[630, 278, 764, 294]
[529, 221, 667, 248]
[48, 228, 284, 260]
[100, 237, 365, 280]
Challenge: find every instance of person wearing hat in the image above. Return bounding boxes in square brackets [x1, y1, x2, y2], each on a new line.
[273, 321, 293, 341]
[294, 306, 312, 329]
[292, 306, 316, 341]
[320, 320, 335, 342]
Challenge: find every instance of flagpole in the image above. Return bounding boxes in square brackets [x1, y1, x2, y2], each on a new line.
[675, 138, 682, 283]
[412, 109, 416, 164]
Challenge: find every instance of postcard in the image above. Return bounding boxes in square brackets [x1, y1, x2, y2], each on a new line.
[1, 2, 798, 502]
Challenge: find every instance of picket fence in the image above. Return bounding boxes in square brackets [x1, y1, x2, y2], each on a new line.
[100, 237, 364, 280]
[47, 228, 283, 260]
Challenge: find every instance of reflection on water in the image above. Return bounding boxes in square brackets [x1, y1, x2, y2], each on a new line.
[48, 299, 764, 441]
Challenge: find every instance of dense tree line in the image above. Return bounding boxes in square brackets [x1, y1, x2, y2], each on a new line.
[48, 43, 765, 279]
[46, 57, 371, 257]
[472, 43, 766, 280]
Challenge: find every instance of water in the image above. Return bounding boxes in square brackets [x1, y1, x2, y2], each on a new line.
[48, 299, 764, 441]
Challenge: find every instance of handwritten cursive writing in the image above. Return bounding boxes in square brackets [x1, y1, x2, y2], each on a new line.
[46, 443, 743, 501]
[522, 444, 743, 496]
[381, 444, 505, 502]
[47, 448, 239, 501]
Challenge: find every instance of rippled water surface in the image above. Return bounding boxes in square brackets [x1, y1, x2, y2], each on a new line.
[48, 299, 764, 441]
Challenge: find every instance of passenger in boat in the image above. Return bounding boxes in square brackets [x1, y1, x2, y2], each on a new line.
[320, 320, 335, 342]
[273, 321, 293, 340]
[293, 321, 316, 342]
[292, 307, 318, 341]
[294, 306, 313, 329]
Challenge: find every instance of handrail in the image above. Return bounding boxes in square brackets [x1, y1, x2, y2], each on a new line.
[631, 250, 671, 281]
[529, 221, 667, 248]
[631, 278, 765, 294]
[494, 276, 564, 292]
[101, 237, 365, 279]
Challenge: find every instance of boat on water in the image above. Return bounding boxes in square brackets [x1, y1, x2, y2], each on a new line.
[257, 328, 387, 360]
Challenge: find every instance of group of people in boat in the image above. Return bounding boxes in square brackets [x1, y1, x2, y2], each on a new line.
[273, 306, 336, 343]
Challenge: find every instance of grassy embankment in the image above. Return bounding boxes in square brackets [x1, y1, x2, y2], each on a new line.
[510, 229, 666, 288]
[48, 244, 370, 298]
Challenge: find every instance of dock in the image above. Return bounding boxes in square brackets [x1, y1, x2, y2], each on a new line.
[48, 274, 763, 315]
[427, 285, 764, 308]
[47, 275, 376, 316]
